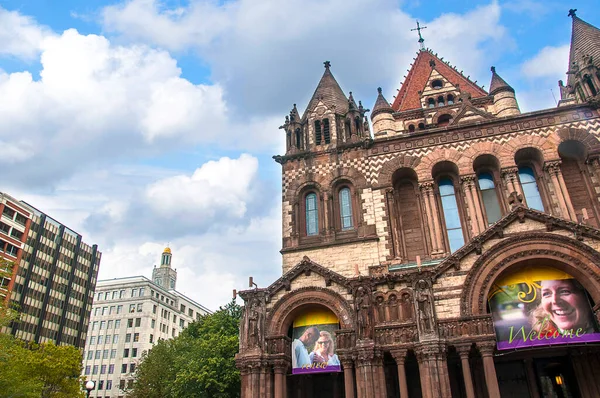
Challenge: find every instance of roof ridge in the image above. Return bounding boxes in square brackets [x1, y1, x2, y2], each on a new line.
[302, 61, 349, 120]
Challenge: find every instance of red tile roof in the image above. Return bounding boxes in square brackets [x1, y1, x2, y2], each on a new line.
[391, 50, 488, 112]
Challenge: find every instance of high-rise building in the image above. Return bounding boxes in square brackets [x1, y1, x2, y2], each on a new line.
[0, 191, 101, 348]
[81, 247, 210, 398]
[236, 12, 600, 398]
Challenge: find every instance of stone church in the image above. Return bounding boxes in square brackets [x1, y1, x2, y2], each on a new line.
[236, 11, 600, 398]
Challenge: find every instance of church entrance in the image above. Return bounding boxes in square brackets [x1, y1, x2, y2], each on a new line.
[287, 372, 345, 398]
[495, 353, 581, 398]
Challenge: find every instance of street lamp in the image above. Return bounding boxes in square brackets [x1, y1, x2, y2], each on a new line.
[85, 380, 95, 398]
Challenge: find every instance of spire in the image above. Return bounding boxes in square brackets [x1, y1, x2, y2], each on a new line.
[489, 66, 515, 95]
[371, 87, 394, 119]
[302, 61, 349, 119]
[566, 11, 600, 87]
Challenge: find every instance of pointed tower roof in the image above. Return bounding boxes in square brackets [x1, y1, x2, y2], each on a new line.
[392, 50, 488, 112]
[489, 66, 515, 94]
[303, 61, 349, 119]
[371, 87, 394, 119]
[567, 11, 600, 86]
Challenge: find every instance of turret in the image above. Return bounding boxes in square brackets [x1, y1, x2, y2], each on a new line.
[371, 87, 395, 136]
[152, 246, 177, 290]
[563, 10, 600, 105]
[489, 66, 520, 117]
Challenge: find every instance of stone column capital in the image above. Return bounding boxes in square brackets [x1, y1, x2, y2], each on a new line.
[271, 359, 289, 374]
[477, 341, 497, 357]
[544, 160, 562, 175]
[460, 174, 476, 187]
[389, 348, 408, 363]
[419, 181, 434, 194]
[454, 343, 473, 358]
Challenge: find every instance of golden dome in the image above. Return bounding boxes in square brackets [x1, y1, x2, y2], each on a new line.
[163, 247, 172, 254]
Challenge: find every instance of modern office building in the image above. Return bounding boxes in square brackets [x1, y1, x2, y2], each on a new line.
[236, 12, 600, 398]
[0, 191, 101, 348]
[82, 247, 210, 397]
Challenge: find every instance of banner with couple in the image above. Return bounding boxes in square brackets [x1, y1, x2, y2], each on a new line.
[291, 308, 341, 374]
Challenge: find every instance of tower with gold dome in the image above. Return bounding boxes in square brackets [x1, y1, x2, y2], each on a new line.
[152, 246, 177, 290]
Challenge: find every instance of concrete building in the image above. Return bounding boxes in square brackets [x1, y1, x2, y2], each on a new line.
[236, 12, 600, 398]
[82, 247, 210, 398]
[0, 191, 101, 349]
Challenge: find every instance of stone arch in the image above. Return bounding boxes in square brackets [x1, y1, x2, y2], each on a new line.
[460, 233, 600, 317]
[267, 287, 355, 336]
[459, 141, 513, 174]
[328, 166, 368, 189]
[552, 126, 600, 157]
[289, 179, 324, 203]
[503, 134, 556, 162]
[416, 148, 462, 180]
[375, 155, 420, 188]
[431, 109, 458, 125]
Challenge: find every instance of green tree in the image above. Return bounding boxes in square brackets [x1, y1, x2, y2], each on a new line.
[29, 342, 86, 398]
[130, 300, 242, 398]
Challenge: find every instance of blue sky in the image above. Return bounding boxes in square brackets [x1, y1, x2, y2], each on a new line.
[0, 0, 597, 309]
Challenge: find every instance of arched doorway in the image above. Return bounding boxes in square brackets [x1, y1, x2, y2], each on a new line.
[286, 306, 345, 398]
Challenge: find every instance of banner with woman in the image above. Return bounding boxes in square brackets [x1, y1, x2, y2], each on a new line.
[488, 266, 600, 350]
[291, 308, 341, 374]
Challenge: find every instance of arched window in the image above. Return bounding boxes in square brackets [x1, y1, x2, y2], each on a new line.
[447, 94, 454, 105]
[584, 75, 598, 97]
[439, 178, 464, 252]
[428, 98, 435, 108]
[314, 121, 322, 145]
[418, 123, 425, 130]
[305, 193, 319, 236]
[437, 96, 445, 107]
[437, 114, 452, 127]
[295, 128, 302, 149]
[518, 166, 544, 211]
[408, 124, 415, 133]
[339, 188, 353, 230]
[323, 119, 331, 144]
[478, 172, 502, 225]
[432, 80, 443, 89]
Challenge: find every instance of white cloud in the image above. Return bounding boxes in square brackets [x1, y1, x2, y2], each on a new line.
[0, 6, 54, 59]
[102, 0, 510, 115]
[521, 44, 569, 79]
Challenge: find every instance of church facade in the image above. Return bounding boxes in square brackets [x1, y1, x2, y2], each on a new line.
[236, 12, 600, 398]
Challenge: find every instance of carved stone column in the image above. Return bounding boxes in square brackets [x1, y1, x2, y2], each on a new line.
[390, 349, 409, 398]
[323, 192, 331, 233]
[372, 350, 387, 398]
[273, 361, 288, 398]
[460, 175, 483, 236]
[239, 364, 252, 398]
[478, 341, 501, 398]
[415, 342, 452, 398]
[545, 161, 576, 220]
[455, 344, 475, 398]
[355, 344, 376, 398]
[501, 167, 523, 200]
[385, 188, 402, 259]
[340, 357, 356, 398]
[261, 363, 273, 398]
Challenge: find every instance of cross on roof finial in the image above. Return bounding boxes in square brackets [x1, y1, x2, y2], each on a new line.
[324, 60, 331, 69]
[568, 9, 577, 17]
[411, 21, 427, 50]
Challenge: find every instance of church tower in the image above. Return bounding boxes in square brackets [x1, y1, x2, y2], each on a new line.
[152, 247, 177, 290]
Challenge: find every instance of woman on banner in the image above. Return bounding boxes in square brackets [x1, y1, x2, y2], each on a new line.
[530, 278, 598, 336]
[309, 331, 340, 366]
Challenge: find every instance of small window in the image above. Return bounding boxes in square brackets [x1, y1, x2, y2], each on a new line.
[306, 193, 319, 236]
[437, 96, 445, 107]
[518, 166, 544, 211]
[339, 188, 354, 230]
[437, 114, 452, 127]
[408, 124, 415, 133]
[323, 119, 331, 144]
[439, 178, 465, 252]
[314, 121, 322, 145]
[478, 172, 502, 225]
[427, 98, 435, 108]
[432, 79, 443, 89]
[447, 94, 454, 105]
[418, 123, 425, 130]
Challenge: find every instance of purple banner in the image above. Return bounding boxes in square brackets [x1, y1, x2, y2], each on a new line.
[488, 269, 600, 351]
[292, 365, 342, 375]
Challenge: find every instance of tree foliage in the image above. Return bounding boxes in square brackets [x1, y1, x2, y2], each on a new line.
[130, 300, 243, 398]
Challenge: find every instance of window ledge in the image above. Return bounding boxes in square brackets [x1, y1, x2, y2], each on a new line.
[281, 233, 379, 254]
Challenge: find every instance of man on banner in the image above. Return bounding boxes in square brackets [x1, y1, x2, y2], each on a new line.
[292, 327, 319, 368]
